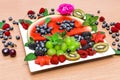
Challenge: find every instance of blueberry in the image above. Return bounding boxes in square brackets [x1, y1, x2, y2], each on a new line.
[110, 22, 115, 26]
[49, 12, 55, 15]
[102, 23, 107, 28]
[59, 27, 63, 30]
[106, 27, 110, 30]
[81, 32, 91, 37]
[10, 43, 14, 48]
[71, 20, 75, 23]
[70, 23, 74, 27]
[8, 17, 13, 21]
[28, 43, 37, 50]
[109, 31, 112, 34]
[103, 21, 106, 24]
[13, 20, 18, 25]
[116, 33, 119, 36]
[43, 24, 48, 29]
[84, 36, 90, 40]
[115, 38, 119, 42]
[2, 20, 6, 23]
[51, 8, 55, 12]
[118, 43, 120, 47]
[56, 22, 61, 25]
[2, 48, 10, 56]
[47, 28, 51, 33]
[16, 36, 20, 40]
[67, 49, 71, 53]
[65, 23, 70, 27]
[4, 43, 8, 47]
[95, 21, 99, 25]
[117, 47, 120, 51]
[0, 35, 3, 38]
[66, 27, 71, 32]
[49, 27, 53, 30]
[74, 35, 79, 38]
[35, 41, 39, 44]
[112, 42, 116, 46]
[10, 27, 14, 30]
[112, 34, 116, 38]
[2, 40, 6, 43]
[40, 43, 45, 48]
[61, 24, 66, 29]
[7, 41, 12, 45]
[42, 48, 47, 52]
[3, 36, 8, 40]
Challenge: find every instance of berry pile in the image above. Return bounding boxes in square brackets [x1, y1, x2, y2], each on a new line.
[57, 20, 75, 32]
[35, 24, 53, 35]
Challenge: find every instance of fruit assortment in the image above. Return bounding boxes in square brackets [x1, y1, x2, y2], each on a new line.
[20, 3, 115, 67]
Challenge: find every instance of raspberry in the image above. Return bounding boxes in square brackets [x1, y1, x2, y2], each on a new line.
[77, 50, 88, 58]
[115, 22, 120, 29]
[39, 8, 45, 14]
[4, 31, 10, 36]
[80, 39, 87, 46]
[111, 27, 119, 32]
[2, 23, 10, 30]
[99, 16, 105, 22]
[87, 48, 96, 56]
[59, 55, 66, 63]
[27, 10, 35, 15]
[50, 55, 59, 64]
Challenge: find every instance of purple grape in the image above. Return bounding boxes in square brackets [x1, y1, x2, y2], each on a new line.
[2, 48, 10, 56]
[9, 49, 16, 57]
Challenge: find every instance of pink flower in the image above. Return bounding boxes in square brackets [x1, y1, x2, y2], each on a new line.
[57, 3, 74, 15]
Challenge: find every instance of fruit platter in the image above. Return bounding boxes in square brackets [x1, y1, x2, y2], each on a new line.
[19, 3, 115, 72]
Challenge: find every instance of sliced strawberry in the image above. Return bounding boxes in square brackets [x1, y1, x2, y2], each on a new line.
[59, 55, 66, 63]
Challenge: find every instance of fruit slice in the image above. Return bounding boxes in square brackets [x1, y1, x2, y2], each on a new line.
[65, 51, 80, 61]
[28, 15, 91, 41]
[73, 9, 85, 19]
[93, 43, 109, 53]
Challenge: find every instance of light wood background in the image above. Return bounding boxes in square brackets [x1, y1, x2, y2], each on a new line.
[0, 0, 120, 80]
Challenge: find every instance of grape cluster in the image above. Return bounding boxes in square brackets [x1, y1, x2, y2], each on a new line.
[56, 20, 75, 32]
[35, 24, 53, 36]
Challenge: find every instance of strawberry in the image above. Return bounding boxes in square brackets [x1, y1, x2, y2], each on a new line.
[115, 22, 120, 29]
[80, 39, 87, 46]
[39, 8, 45, 14]
[111, 27, 119, 32]
[2, 23, 10, 30]
[77, 50, 88, 58]
[99, 16, 105, 22]
[27, 10, 35, 15]
[21, 21, 30, 30]
[4, 31, 10, 36]
[50, 55, 59, 64]
[59, 55, 66, 63]
[44, 56, 51, 65]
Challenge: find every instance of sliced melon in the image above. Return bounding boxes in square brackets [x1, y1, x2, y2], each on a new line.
[28, 15, 92, 41]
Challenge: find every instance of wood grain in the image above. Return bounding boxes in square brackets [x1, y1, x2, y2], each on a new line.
[0, 0, 120, 80]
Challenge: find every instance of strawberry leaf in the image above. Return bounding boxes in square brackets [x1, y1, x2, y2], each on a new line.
[24, 53, 36, 61]
[0, 22, 4, 29]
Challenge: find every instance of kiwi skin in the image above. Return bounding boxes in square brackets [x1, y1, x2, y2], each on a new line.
[73, 9, 85, 19]
[65, 51, 80, 61]
[93, 43, 109, 53]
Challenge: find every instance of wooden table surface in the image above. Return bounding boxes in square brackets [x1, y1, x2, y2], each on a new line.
[0, 0, 120, 80]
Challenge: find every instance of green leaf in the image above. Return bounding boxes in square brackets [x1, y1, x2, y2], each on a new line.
[45, 17, 51, 24]
[85, 14, 92, 20]
[29, 37, 34, 43]
[0, 22, 4, 29]
[113, 49, 120, 55]
[19, 19, 33, 25]
[24, 53, 36, 61]
[61, 30, 66, 37]
[52, 33, 59, 41]
[83, 21, 90, 26]
[45, 36, 52, 41]
[24, 42, 29, 47]
[92, 25, 97, 32]
[43, 9, 48, 16]
[91, 16, 98, 23]
[100, 31, 105, 34]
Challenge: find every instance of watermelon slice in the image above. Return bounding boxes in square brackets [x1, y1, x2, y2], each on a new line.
[28, 15, 92, 41]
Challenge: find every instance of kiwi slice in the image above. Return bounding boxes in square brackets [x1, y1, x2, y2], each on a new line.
[93, 43, 109, 53]
[65, 51, 80, 61]
[73, 9, 85, 19]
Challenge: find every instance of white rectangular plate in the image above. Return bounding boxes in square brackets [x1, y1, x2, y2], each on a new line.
[19, 23, 115, 72]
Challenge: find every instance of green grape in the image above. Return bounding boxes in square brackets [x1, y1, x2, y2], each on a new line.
[69, 45, 76, 52]
[61, 43, 67, 52]
[70, 37, 76, 42]
[54, 45, 60, 50]
[47, 48, 56, 56]
[57, 50, 64, 56]
[74, 41, 80, 48]
[64, 36, 71, 46]
[45, 41, 53, 49]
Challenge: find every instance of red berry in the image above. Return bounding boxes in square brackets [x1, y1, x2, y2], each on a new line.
[87, 48, 96, 56]
[2, 23, 10, 30]
[77, 50, 88, 58]
[115, 22, 120, 29]
[27, 10, 35, 15]
[80, 39, 87, 46]
[39, 8, 45, 14]
[21, 22, 30, 30]
[59, 55, 66, 63]
[99, 16, 105, 22]
[111, 27, 119, 32]
[50, 55, 59, 64]
[4, 31, 10, 36]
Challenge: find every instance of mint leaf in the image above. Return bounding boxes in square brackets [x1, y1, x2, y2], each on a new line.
[43, 9, 48, 16]
[45, 17, 51, 24]
[0, 22, 4, 29]
[92, 25, 97, 32]
[83, 21, 90, 26]
[91, 16, 98, 23]
[24, 42, 29, 47]
[113, 49, 120, 55]
[24, 53, 36, 61]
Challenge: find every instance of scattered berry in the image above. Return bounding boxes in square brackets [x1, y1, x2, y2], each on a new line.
[111, 27, 119, 32]
[112, 33, 116, 38]
[4, 31, 10, 36]
[8, 17, 13, 21]
[97, 10, 100, 14]
[117, 43, 120, 47]
[115, 38, 119, 42]
[16, 36, 20, 40]
[27, 10, 35, 15]
[2, 23, 10, 30]
[115, 22, 120, 29]
[99, 16, 105, 22]
[2, 48, 10, 56]
[116, 33, 119, 36]
[112, 42, 116, 46]
[39, 8, 45, 14]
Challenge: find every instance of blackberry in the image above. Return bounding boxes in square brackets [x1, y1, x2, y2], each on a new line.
[28, 43, 37, 50]
[34, 50, 45, 56]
